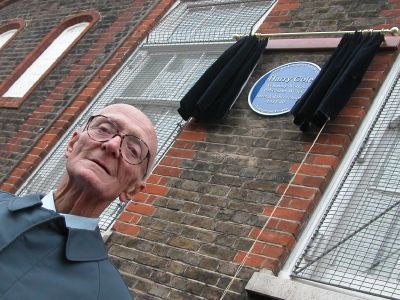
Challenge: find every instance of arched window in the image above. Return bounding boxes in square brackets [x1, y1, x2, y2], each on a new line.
[0, 12, 99, 108]
[3, 22, 90, 98]
[0, 29, 17, 49]
[0, 19, 25, 50]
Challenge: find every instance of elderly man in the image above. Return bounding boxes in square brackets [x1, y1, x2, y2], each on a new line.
[0, 104, 157, 300]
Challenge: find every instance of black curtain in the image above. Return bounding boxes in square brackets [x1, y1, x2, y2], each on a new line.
[178, 36, 268, 122]
[291, 32, 384, 131]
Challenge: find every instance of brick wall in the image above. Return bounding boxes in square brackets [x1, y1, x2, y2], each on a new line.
[107, 45, 397, 298]
[106, 1, 399, 299]
[1, 0, 399, 299]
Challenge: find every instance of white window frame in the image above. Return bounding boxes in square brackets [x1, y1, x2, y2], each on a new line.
[3, 22, 89, 98]
[0, 29, 18, 49]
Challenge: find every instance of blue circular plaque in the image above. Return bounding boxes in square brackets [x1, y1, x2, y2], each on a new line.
[248, 62, 320, 116]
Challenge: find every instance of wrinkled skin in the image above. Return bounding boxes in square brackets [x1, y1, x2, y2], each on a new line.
[54, 104, 157, 218]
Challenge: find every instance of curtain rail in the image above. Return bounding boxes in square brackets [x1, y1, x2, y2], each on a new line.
[233, 26, 399, 40]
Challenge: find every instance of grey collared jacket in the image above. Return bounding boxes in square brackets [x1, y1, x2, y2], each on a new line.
[0, 191, 132, 300]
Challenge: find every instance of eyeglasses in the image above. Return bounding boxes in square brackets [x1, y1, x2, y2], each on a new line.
[84, 115, 150, 175]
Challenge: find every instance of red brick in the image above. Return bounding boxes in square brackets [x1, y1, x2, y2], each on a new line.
[292, 174, 326, 189]
[304, 143, 343, 156]
[234, 251, 266, 268]
[265, 15, 290, 22]
[265, 218, 279, 230]
[131, 192, 149, 202]
[147, 174, 163, 184]
[263, 206, 305, 222]
[80, 88, 98, 97]
[380, 9, 400, 17]
[158, 177, 168, 186]
[3, 144, 21, 152]
[363, 70, 385, 81]
[24, 154, 41, 165]
[374, 52, 396, 63]
[317, 134, 350, 146]
[173, 140, 194, 150]
[276, 184, 319, 200]
[273, 3, 300, 10]
[0, 183, 17, 193]
[9, 167, 27, 178]
[325, 124, 357, 137]
[5, 176, 23, 186]
[118, 211, 141, 224]
[329, 115, 361, 126]
[153, 165, 182, 177]
[339, 107, 366, 118]
[159, 156, 184, 167]
[30, 146, 49, 157]
[305, 154, 339, 169]
[113, 221, 140, 236]
[350, 88, 374, 98]
[268, 10, 284, 17]
[126, 203, 155, 216]
[258, 244, 285, 260]
[284, 197, 314, 211]
[36, 105, 53, 113]
[290, 163, 331, 177]
[275, 220, 301, 235]
[142, 184, 169, 196]
[63, 106, 81, 115]
[166, 148, 196, 159]
[41, 133, 59, 144]
[250, 228, 295, 249]
[364, 61, 388, 72]
[347, 96, 371, 106]
[146, 195, 158, 205]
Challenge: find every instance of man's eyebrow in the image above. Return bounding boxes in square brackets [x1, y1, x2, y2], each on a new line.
[109, 116, 145, 137]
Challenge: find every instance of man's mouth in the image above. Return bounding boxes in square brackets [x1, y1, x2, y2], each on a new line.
[91, 159, 110, 175]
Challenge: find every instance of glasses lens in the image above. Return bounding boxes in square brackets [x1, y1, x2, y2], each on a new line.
[121, 136, 148, 164]
[87, 116, 117, 141]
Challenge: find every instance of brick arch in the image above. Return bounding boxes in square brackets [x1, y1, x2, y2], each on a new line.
[0, 18, 25, 50]
[0, 11, 100, 108]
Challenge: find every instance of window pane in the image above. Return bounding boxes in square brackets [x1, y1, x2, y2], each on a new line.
[3, 22, 89, 98]
[148, 0, 274, 43]
[0, 29, 17, 49]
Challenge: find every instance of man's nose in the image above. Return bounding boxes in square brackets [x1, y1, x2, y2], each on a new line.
[101, 135, 122, 158]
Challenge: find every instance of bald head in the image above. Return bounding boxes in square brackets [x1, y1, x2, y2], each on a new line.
[97, 104, 158, 177]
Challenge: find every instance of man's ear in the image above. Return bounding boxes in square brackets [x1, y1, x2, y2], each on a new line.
[65, 132, 79, 158]
[119, 183, 145, 203]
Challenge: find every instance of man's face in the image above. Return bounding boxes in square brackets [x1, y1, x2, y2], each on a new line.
[65, 105, 155, 206]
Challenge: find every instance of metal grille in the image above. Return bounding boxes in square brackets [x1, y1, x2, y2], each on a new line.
[292, 72, 400, 299]
[147, 0, 274, 44]
[17, 0, 274, 231]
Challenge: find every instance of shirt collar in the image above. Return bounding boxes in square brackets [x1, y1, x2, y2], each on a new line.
[42, 190, 98, 231]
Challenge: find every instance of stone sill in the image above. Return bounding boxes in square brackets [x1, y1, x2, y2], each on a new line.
[246, 269, 379, 300]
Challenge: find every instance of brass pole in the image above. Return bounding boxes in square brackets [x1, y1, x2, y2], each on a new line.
[233, 26, 400, 40]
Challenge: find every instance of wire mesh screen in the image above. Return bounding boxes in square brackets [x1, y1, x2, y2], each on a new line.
[292, 73, 400, 299]
[147, 0, 274, 44]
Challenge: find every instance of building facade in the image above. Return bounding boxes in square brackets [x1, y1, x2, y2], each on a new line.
[0, 0, 399, 299]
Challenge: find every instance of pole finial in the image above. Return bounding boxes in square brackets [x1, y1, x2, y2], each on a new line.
[389, 27, 399, 36]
